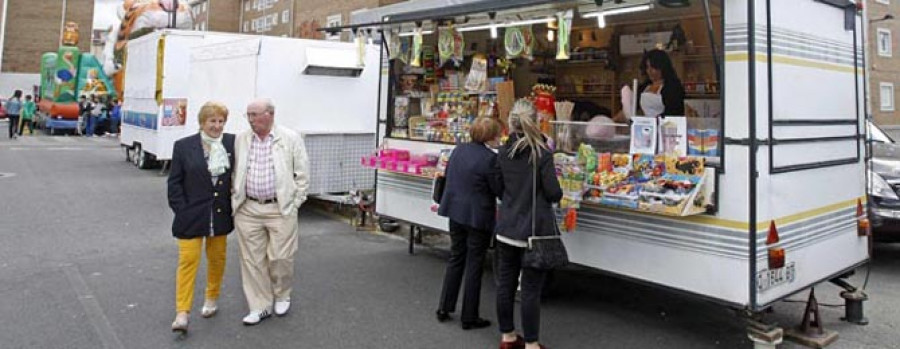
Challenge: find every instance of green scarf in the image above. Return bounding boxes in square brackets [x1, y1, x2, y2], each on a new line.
[201, 132, 229, 177]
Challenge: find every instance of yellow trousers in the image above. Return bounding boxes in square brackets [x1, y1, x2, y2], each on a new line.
[175, 235, 227, 313]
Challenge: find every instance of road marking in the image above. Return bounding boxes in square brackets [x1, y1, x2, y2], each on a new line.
[0, 172, 15, 178]
[62, 264, 125, 349]
[6, 147, 88, 151]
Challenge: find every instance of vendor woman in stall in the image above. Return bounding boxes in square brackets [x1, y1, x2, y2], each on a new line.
[613, 49, 685, 124]
[636, 49, 685, 118]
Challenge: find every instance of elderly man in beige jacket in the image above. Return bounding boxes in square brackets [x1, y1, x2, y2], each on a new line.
[232, 98, 310, 325]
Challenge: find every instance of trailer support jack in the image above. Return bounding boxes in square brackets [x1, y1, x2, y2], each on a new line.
[829, 277, 869, 325]
[785, 288, 839, 348]
[840, 290, 869, 325]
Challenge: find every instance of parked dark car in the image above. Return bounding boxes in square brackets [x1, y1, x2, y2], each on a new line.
[868, 121, 900, 242]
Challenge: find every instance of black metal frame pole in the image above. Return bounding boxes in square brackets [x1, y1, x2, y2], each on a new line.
[747, 0, 760, 311]
[766, 0, 774, 174]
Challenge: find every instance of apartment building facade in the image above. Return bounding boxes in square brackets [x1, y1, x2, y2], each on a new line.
[189, 0, 242, 32]
[0, 0, 94, 93]
[870, 0, 900, 133]
[238, 0, 406, 40]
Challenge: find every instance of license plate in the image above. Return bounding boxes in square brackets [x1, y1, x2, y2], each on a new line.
[757, 262, 796, 292]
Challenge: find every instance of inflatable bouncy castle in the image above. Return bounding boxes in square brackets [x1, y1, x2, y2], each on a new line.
[101, 0, 193, 98]
[39, 21, 117, 130]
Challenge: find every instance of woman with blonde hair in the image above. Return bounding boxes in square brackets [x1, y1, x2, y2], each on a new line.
[495, 99, 563, 349]
[435, 116, 503, 330]
[167, 102, 236, 333]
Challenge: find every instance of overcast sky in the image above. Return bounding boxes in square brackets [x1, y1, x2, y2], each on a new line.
[94, 0, 124, 30]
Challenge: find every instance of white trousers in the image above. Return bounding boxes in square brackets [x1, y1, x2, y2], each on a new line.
[235, 200, 299, 312]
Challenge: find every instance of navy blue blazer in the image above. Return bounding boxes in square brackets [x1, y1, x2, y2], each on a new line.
[167, 133, 236, 239]
[438, 143, 503, 232]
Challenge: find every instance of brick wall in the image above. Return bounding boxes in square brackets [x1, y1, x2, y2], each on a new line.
[209, 0, 241, 33]
[869, 1, 900, 128]
[1, 0, 93, 73]
[294, 0, 406, 40]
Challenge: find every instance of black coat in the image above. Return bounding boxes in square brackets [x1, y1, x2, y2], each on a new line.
[438, 143, 503, 232]
[167, 133, 236, 239]
[495, 134, 563, 242]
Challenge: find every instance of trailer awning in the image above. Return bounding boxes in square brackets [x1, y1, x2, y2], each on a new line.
[320, 0, 594, 33]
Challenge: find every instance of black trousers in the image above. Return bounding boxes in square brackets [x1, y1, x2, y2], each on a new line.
[19, 119, 33, 135]
[438, 220, 492, 322]
[7, 115, 19, 138]
[496, 240, 548, 343]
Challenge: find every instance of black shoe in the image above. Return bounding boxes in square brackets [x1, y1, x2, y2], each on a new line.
[435, 310, 452, 322]
[461, 318, 491, 330]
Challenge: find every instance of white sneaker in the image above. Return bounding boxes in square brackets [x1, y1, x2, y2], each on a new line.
[242, 308, 272, 326]
[274, 299, 291, 316]
[201, 299, 218, 318]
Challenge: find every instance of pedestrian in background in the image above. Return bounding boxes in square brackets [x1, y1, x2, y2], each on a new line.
[87, 94, 101, 137]
[5, 90, 22, 139]
[77, 95, 92, 136]
[494, 99, 563, 349]
[435, 116, 503, 330]
[166, 102, 236, 334]
[110, 98, 122, 135]
[19, 95, 36, 136]
[232, 98, 310, 326]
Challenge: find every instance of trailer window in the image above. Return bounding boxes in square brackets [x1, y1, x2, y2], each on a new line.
[384, 1, 723, 163]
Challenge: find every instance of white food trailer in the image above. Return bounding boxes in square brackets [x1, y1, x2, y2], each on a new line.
[341, 0, 872, 345]
[120, 30, 380, 196]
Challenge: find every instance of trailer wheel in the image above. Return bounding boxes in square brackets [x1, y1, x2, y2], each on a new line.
[124, 146, 132, 162]
[133, 144, 142, 167]
[378, 218, 399, 233]
[137, 146, 154, 169]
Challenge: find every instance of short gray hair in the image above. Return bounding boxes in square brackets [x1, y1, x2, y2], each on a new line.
[251, 98, 275, 114]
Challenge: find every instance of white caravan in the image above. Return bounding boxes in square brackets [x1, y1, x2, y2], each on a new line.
[120, 30, 378, 195]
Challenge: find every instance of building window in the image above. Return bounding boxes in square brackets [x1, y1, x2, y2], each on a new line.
[878, 28, 892, 57]
[326, 14, 342, 41]
[243, 21, 250, 32]
[203, 2, 208, 12]
[881, 83, 895, 111]
[282, 10, 290, 24]
[245, 1, 251, 12]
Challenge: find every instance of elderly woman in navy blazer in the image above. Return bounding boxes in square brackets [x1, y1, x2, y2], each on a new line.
[167, 102, 236, 333]
[435, 116, 504, 330]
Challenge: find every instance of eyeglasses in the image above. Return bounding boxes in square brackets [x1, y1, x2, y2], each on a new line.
[245, 111, 269, 118]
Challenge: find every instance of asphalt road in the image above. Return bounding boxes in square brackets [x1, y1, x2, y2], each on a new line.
[0, 129, 898, 348]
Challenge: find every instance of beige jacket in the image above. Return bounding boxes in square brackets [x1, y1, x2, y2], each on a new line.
[232, 125, 310, 217]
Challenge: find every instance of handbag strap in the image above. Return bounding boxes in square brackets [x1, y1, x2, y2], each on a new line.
[531, 153, 537, 239]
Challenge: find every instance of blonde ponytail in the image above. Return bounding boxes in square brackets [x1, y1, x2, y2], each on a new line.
[507, 98, 548, 163]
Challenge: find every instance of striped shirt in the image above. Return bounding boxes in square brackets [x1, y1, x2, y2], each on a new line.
[246, 132, 277, 201]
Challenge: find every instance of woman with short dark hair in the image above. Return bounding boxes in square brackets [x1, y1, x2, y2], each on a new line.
[435, 116, 504, 330]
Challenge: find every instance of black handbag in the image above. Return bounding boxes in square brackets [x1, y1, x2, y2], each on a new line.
[432, 174, 447, 203]
[522, 155, 569, 270]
